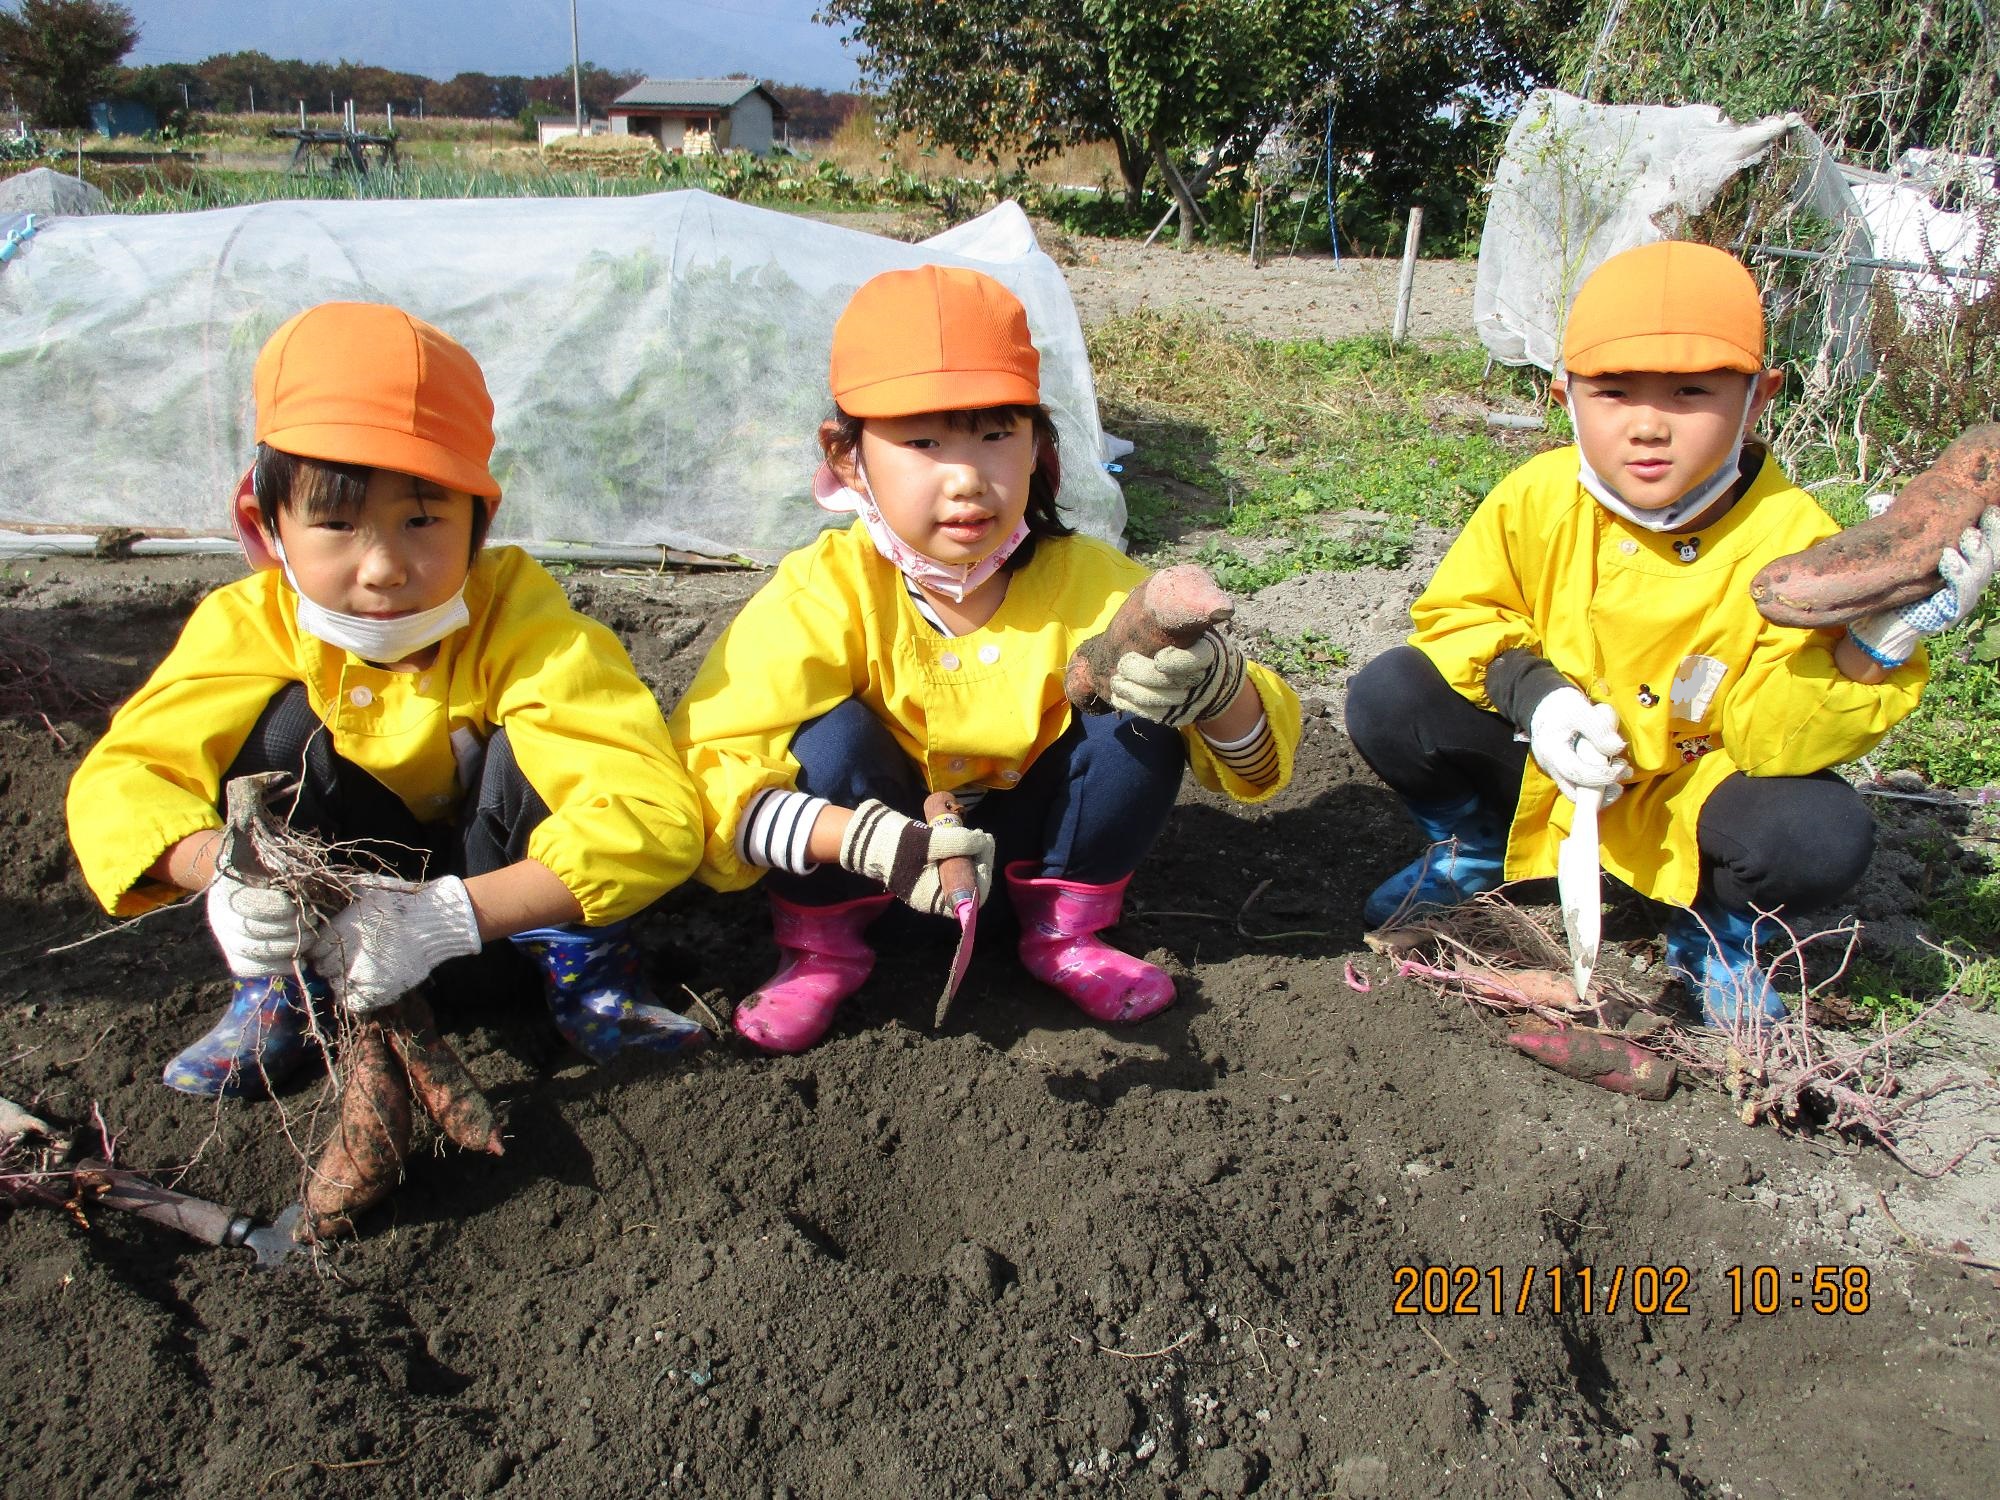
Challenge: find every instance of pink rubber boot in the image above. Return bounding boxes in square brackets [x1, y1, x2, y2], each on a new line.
[733, 892, 893, 1054]
[1005, 861, 1175, 1024]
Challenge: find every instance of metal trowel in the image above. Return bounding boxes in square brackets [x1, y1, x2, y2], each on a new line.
[1557, 786, 1603, 1000]
[923, 791, 979, 1026]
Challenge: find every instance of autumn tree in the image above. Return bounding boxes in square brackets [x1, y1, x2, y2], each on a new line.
[0, 0, 137, 127]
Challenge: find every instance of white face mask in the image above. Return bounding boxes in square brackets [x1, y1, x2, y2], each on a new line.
[812, 457, 1031, 605]
[274, 538, 470, 662]
[1570, 381, 1759, 534]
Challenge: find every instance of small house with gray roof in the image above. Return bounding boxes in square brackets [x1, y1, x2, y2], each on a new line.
[607, 79, 789, 156]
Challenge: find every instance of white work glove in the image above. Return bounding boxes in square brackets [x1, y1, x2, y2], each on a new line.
[307, 874, 482, 1014]
[1528, 686, 1631, 804]
[1107, 629, 1247, 727]
[838, 799, 996, 916]
[205, 870, 312, 977]
[1848, 507, 2000, 668]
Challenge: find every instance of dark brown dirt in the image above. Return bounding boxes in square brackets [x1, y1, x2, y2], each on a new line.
[4, 545, 1998, 1500]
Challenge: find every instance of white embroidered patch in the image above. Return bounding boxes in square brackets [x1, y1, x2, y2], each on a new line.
[1670, 654, 1728, 725]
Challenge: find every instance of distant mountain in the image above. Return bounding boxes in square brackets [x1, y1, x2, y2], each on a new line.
[124, 0, 860, 91]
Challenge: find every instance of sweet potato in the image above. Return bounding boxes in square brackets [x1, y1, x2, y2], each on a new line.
[381, 992, 504, 1157]
[1064, 564, 1235, 714]
[1506, 1024, 1676, 1100]
[304, 1022, 412, 1241]
[1752, 423, 2000, 627]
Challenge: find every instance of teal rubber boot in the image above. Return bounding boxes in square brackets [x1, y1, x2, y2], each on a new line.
[162, 974, 327, 1098]
[512, 920, 707, 1063]
[1362, 795, 1509, 928]
[1663, 900, 1789, 1028]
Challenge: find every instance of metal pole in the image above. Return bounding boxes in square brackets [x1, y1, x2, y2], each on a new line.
[1391, 206, 1424, 344]
[570, 0, 585, 133]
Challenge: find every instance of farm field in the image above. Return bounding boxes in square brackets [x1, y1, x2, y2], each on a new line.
[2, 229, 1997, 1499]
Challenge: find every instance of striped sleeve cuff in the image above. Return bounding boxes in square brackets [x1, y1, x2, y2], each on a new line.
[736, 788, 829, 875]
[1199, 712, 1280, 789]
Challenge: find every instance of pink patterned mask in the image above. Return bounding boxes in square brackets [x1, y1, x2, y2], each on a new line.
[813, 458, 1030, 604]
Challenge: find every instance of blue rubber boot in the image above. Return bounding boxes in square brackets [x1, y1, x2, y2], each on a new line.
[162, 974, 327, 1098]
[512, 920, 708, 1064]
[1663, 900, 1789, 1028]
[1362, 795, 1509, 928]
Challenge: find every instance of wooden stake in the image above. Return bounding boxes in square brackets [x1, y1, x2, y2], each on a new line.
[1391, 206, 1424, 344]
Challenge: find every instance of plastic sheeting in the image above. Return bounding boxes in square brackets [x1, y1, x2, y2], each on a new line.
[1474, 90, 1870, 375]
[1847, 151, 1996, 321]
[0, 191, 1124, 560]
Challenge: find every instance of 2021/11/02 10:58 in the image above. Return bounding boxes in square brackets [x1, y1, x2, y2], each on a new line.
[1389, 1264, 1874, 1316]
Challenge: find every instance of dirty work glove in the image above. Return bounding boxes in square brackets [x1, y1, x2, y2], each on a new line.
[1107, 629, 1247, 727]
[1528, 686, 1631, 804]
[205, 869, 312, 977]
[1848, 507, 2000, 668]
[308, 874, 482, 1014]
[838, 799, 996, 916]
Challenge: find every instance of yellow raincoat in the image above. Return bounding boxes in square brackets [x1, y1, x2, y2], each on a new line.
[67, 547, 703, 924]
[1411, 446, 1927, 908]
[670, 523, 1302, 891]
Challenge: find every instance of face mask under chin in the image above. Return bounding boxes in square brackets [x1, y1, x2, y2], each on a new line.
[1571, 383, 1758, 534]
[273, 537, 471, 662]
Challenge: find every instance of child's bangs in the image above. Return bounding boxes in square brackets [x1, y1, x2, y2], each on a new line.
[252, 445, 371, 527]
[942, 405, 1030, 432]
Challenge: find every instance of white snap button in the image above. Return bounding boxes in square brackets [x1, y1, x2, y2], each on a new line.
[939, 652, 960, 670]
[417, 674, 432, 692]
[950, 757, 968, 772]
[1620, 539, 1638, 555]
[978, 644, 1000, 664]
[1001, 770, 1021, 783]
[349, 686, 373, 707]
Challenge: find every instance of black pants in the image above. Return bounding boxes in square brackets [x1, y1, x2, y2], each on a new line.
[223, 683, 550, 883]
[1344, 647, 1875, 911]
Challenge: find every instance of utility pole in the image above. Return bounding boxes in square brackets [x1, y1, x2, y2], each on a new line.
[569, 0, 584, 133]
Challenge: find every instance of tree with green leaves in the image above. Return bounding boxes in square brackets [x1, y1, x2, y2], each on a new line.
[0, 0, 137, 128]
[819, 1, 1578, 242]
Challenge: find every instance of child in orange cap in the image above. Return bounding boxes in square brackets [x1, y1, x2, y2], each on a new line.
[1346, 241, 1996, 1024]
[67, 301, 709, 1096]
[670, 265, 1302, 1052]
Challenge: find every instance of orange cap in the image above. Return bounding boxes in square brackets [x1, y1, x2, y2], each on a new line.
[253, 302, 501, 497]
[1561, 241, 1765, 377]
[830, 265, 1040, 417]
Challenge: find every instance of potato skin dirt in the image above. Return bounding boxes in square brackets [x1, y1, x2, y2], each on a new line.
[3, 263, 1998, 1494]
[304, 1020, 412, 1241]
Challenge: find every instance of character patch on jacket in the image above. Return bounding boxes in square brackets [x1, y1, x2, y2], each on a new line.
[1673, 536, 1702, 563]
[1675, 733, 1716, 763]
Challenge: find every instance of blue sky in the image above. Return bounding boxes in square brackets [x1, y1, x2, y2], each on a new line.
[118, 1, 864, 92]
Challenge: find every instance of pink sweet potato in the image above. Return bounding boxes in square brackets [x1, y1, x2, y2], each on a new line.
[1752, 423, 2000, 627]
[304, 1022, 413, 1241]
[1064, 564, 1235, 714]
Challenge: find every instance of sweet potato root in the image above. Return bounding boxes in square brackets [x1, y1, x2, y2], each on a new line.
[304, 1022, 412, 1241]
[382, 992, 504, 1157]
[1752, 423, 2000, 626]
[1065, 564, 1234, 714]
[1506, 1024, 1676, 1100]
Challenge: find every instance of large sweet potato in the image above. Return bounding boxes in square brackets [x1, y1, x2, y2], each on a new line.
[382, 992, 504, 1158]
[1064, 564, 1234, 714]
[1752, 423, 2000, 627]
[304, 1022, 412, 1241]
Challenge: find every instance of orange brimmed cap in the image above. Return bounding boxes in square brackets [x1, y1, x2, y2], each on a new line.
[830, 265, 1040, 417]
[1562, 241, 1765, 377]
[253, 302, 500, 497]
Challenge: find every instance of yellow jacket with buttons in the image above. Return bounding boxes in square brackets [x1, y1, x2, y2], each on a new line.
[66, 546, 703, 923]
[669, 523, 1302, 891]
[1410, 446, 1927, 908]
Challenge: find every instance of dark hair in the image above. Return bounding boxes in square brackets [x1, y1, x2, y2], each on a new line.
[251, 444, 492, 559]
[823, 404, 1075, 565]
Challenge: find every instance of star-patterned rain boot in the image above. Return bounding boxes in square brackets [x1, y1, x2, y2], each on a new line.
[162, 974, 328, 1098]
[512, 920, 708, 1063]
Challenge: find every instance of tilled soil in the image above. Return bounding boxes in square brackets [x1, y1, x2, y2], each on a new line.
[4, 240, 1999, 1498]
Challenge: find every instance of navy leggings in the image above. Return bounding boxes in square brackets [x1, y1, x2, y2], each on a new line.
[223, 682, 549, 883]
[1344, 646, 1875, 911]
[764, 698, 1188, 905]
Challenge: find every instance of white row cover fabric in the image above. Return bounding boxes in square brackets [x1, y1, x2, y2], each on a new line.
[1847, 172, 1995, 322]
[1475, 90, 1870, 376]
[0, 192, 1124, 560]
